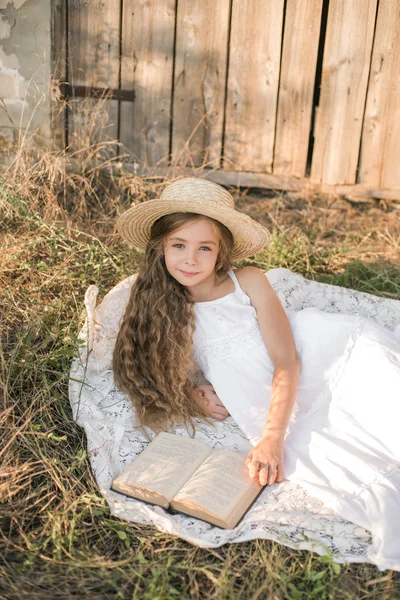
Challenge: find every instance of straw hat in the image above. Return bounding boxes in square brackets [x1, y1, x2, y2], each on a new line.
[117, 177, 270, 261]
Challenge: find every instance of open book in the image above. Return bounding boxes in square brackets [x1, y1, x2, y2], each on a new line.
[112, 432, 263, 529]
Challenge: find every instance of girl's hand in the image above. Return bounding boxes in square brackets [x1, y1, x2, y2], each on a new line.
[194, 385, 230, 421]
[245, 437, 285, 486]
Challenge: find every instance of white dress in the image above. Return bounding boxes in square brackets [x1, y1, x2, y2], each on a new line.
[192, 269, 400, 570]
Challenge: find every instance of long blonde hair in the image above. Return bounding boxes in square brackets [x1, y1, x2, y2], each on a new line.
[113, 213, 234, 433]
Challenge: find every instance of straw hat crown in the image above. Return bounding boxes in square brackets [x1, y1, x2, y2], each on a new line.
[159, 177, 235, 208]
[117, 177, 270, 261]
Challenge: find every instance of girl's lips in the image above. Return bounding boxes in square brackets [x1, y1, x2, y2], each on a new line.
[180, 270, 200, 277]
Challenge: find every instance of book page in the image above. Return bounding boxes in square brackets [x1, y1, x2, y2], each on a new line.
[172, 449, 261, 520]
[112, 432, 212, 502]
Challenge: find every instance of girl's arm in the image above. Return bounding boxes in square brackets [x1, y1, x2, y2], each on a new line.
[236, 267, 301, 486]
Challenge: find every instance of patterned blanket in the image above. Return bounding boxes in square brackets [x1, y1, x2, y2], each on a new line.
[68, 268, 400, 562]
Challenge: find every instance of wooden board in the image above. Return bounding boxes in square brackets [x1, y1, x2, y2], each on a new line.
[114, 164, 400, 201]
[67, 0, 120, 152]
[223, 0, 284, 172]
[171, 0, 230, 169]
[273, 0, 323, 177]
[311, 0, 377, 185]
[120, 0, 175, 166]
[51, 0, 67, 149]
[359, 0, 400, 188]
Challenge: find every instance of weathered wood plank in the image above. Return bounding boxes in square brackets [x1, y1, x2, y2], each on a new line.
[311, 0, 377, 185]
[65, 158, 400, 200]
[274, 0, 323, 177]
[171, 0, 230, 168]
[359, 0, 400, 188]
[68, 0, 120, 151]
[124, 165, 400, 200]
[120, 0, 175, 166]
[144, 167, 308, 192]
[224, 0, 285, 172]
[50, 0, 67, 149]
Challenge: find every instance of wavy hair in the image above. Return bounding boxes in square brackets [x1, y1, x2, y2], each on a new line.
[113, 213, 234, 433]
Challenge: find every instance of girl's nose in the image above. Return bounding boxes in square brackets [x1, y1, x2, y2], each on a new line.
[184, 250, 197, 265]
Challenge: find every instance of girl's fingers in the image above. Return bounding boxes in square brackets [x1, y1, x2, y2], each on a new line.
[267, 467, 278, 486]
[251, 462, 282, 486]
[211, 409, 229, 421]
[248, 459, 260, 478]
[211, 411, 223, 420]
[276, 462, 285, 483]
[208, 401, 229, 416]
[259, 465, 269, 486]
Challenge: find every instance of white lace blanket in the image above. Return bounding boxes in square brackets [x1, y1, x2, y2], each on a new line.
[68, 268, 400, 563]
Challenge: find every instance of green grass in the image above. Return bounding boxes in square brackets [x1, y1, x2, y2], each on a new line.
[1, 175, 400, 599]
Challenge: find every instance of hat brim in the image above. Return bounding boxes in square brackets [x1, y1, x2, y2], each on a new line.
[117, 198, 270, 261]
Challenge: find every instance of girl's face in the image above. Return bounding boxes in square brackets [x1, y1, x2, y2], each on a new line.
[163, 218, 220, 288]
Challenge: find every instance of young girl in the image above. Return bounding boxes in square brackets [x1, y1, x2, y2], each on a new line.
[113, 177, 400, 570]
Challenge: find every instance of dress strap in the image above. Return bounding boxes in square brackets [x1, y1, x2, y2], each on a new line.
[227, 268, 241, 292]
[226, 268, 252, 305]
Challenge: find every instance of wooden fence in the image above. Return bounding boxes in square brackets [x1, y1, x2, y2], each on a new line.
[51, 0, 400, 199]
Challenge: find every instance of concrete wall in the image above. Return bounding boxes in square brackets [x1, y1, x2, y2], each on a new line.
[0, 0, 51, 154]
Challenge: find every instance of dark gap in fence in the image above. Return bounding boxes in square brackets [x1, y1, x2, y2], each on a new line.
[355, 0, 380, 184]
[168, 0, 179, 165]
[305, 0, 329, 176]
[65, 0, 69, 149]
[220, 0, 233, 170]
[271, 0, 287, 174]
[116, 0, 124, 157]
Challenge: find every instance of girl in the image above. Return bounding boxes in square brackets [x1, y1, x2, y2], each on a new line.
[113, 177, 400, 570]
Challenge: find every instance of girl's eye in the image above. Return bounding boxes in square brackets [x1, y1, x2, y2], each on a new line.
[171, 243, 212, 251]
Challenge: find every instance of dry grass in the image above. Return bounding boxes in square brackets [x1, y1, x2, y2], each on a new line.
[1, 130, 400, 599]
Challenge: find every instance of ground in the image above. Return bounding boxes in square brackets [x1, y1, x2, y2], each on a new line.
[1, 157, 399, 599]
